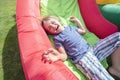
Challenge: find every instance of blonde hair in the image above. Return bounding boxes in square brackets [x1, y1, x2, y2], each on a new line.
[41, 16, 60, 27]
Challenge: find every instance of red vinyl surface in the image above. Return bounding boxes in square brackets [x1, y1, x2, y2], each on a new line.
[78, 0, 118, 39]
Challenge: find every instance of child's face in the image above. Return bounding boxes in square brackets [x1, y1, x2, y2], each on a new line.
[43, 18, 64, 34]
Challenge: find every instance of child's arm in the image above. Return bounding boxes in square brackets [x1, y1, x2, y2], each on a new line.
[70, 16, 86, 34]
[42, 47, 67, 63]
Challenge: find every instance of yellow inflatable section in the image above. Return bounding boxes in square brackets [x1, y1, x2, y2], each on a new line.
[96, 0, 120, 4]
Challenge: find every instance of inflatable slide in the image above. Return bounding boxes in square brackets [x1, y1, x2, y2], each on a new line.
[16, 0, 118, 80]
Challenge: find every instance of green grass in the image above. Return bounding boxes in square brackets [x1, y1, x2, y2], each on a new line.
[0, 0, 25, 80]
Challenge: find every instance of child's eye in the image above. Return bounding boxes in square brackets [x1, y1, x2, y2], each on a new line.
[51, 21, 55, 24]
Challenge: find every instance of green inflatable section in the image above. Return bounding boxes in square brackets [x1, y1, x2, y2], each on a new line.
[40, 0, 108, 79]
[99, 4, 120, 30]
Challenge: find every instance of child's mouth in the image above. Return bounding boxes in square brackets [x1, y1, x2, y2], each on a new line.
[56, 25, 59, 30]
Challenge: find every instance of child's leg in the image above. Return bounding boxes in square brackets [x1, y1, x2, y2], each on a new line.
[76, 48, 114, 80]
[76, 64, 92, 80]
[93, 32, 120, 61]
[109, 47, 120, 78]
[93, 32, 120, 78]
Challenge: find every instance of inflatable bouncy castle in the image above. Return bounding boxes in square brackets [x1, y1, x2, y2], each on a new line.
[16, 0, 119, 80]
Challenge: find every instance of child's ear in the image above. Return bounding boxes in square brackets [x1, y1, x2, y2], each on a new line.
[59, 19, 61, 23]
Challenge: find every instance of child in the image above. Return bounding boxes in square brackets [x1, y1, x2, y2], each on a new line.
[42, 16, 120, 80]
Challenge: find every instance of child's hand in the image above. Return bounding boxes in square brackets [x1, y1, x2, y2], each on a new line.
[42, 48, 61, 63]
[70, 16, 79, 22]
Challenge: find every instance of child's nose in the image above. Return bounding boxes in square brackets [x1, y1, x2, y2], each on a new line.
[50, 24, 55, 27]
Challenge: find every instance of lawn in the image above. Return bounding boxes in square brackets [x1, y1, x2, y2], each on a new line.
[0, 0, 25, 80]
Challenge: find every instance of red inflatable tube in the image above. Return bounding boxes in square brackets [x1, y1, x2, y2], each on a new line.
[78, 0, 118, 39]
[16, 0, 78, 80]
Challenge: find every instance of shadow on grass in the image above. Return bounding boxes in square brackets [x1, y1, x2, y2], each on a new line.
[2, 24, 25, 80]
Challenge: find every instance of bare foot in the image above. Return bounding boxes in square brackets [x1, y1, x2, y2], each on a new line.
[108, 67, 120, 78]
